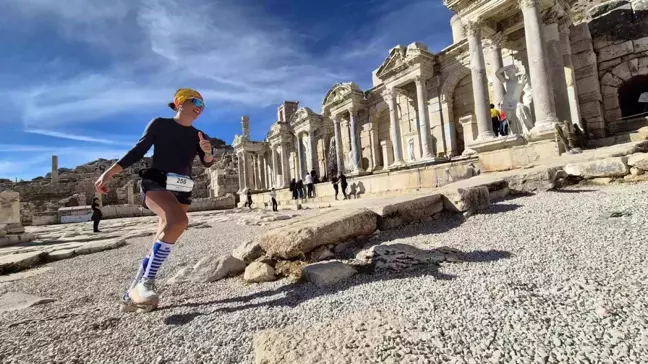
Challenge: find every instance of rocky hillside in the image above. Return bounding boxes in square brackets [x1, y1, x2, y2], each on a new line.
[0, 136, 237, 218]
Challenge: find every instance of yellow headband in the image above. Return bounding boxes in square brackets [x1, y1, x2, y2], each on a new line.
[173, 88, 203, 110]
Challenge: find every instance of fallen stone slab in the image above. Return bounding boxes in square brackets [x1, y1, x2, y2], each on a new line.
[503, 167, 567, 193]
[232, 239, 265, 264]
[302, 261, 357, 288]
[47, 249, 76, 262]
[259, 208, 378, 260]
[0, 267, 52, 284]
[244, 262, 276, 283]
[166, 267, 192, 285]
[355, 243, 449, 272]
[441, 186, 490, 214]
[192, 254, 246, 283]
[564, 157, 629, 178]
[253, 311, 414, 364]
[0, 251, 47, 275]
[627, 152, 648, 170]
[0, 292, 56, 313]
[369, 194, 444, 231]
[74, 238, 127, 255]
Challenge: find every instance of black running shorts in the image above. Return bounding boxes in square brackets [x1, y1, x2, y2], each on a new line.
[140, 178, 192, 207]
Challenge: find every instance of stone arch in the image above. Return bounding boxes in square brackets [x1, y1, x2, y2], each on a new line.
[439, 67, 471, 156]
[440, 67, 472, 125]
[601, 56, 648, 131]
[321, 82, 362, 114]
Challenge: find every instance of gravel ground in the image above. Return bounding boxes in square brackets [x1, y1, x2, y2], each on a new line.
[1, 183, 647, 364]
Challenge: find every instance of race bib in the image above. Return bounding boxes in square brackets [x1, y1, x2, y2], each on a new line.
[166, 173, 194, 193]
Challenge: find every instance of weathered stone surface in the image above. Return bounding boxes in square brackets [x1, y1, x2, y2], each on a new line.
[47, 249, 76, 261]
[597, 41, 634, 62]
[355, 243, 448, 272]
[310, 246, 335, 262]
[370, 194, 444, 231]
[503, 167, 567, 193]
[302, 261, 357, 288]
[192, 254, 246, 283]
[259, 208, 378, 260]
[627, 152, 648, 170]
[166, 267, 192, 285]
[589, 177, 614, 185]
[232, 239, 265, 264]
[441, 186, 490, 214]
[0, 292, 56, 313]
[0, 191, 21, 230]
[74, 238, 127, 255]
[0, 251, 46, 274]
[4, 223, 25, 235]
[630, 167, 645, 175]
[564, 157, 630, 178]
[0, 267, 52, 284]
[243, 262, 276, 283]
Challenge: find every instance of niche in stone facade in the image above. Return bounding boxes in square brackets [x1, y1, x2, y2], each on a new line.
[618, 74, 648, 118]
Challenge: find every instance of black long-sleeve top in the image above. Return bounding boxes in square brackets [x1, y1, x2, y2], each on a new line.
[117, 118, 215, 177]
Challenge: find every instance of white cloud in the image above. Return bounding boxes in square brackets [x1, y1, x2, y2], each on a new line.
[2, 0, 453, 131]
[24, 129, 131, 145]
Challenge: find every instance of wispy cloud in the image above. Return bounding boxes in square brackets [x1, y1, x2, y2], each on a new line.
[24, 129, 131, 145]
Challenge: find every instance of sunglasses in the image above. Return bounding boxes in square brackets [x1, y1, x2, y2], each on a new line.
[189, 98, 205, 109]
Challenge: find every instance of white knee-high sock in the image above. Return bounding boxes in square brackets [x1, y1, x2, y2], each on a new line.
[128, 256, 149, 290]
[143, 241, 173, 280]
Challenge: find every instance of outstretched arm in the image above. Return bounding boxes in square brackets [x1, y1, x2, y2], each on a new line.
[197, 131, 215, 168]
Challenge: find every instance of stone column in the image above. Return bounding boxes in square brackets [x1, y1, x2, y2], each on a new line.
[261, 153, 268, 190]
[307, 131, 317, 175]
[295, 133, 305, 179]
[519, 0, 559, 134]
[369, 124, 381, 170]
[333, 117, 344, 174]
[560, 26, 583, 128]
[487, 34, 506, 106]
[382, 89, 405, 165]
[380, 140, 393, 167]
[237, 153, 244, 192]
[464, 21, 495, 140]
[281, 143, 291, 187]
[272, 145, 278, 188]
[51, 155, 59, 183]
[544, 22, 571, 123]
[241, 152, 249, 191]
[127, 181, 134, 205]
[414, 75, 433, 159]
[349, 109, 362, 173]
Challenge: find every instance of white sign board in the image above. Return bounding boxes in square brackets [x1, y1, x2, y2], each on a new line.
[60, 213, 92, 224]
[639, 93, 648, 103]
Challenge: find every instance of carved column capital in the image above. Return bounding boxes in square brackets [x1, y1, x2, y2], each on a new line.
[414, 74, 426, 87]
[462, 20, 482, 37]
[484, 32, 506, 50]
[518, 0, 539, 9]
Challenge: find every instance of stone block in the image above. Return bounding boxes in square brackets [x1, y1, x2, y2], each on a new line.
[259, 208, 378, 260]
[569, 23, 592, 43]
[302, 261, 357, 288]
[503, 167, 566, 193]
[578, 90, 603, 104]
[580, 100, 604, 118]
[47, 249, 76, 261]
[192, 254, 246, 283]
[634, 37, 648, 53]
[441, 186, 490, 214]
[598, 57, 623, 71]
[600, 72, 624, 88]
[629, 58, 641, 76]
[602, 86, 618, 97]
[75, 238, 127, 255]
[564, 157, 630, 178]
[572, 39, 594, 55]
[576, 75, 601, 93]
[611, 62, 632, 80]
[356, 243, 448, 271]
[0, 191, 20, 227]
[243, 262, 276, 283]
[573, 51, 598, 71]
[605, 108, 622, 121]
[598, 41, 634, 62]
[627, 152, 648, 170]
[369, 194, 444, 231]
[0, 251, 47, 275]
[232, 239, 265, 264]
[603, 95, 620, 110]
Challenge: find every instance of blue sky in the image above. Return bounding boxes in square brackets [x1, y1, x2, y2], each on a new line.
[0, 0, 454, 181]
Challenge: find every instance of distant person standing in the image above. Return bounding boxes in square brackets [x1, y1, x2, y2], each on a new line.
[490, 104, 502, 136]
[498, 102, 509, 136]
[245, 189, 253, 209]
[290, 178, 298, 200]
[339, 173, 348, 200]
[305, 173, 314, 198]
[296, 179, 304, 199]
[270, 188, 278, 212]
[91, 198, 102, 233]
[332, 176, 340, 200]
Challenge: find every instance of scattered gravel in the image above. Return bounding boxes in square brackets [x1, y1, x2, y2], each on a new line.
[1, 184, 647, 364]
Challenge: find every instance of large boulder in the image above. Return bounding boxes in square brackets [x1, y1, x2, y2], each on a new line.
[503, 167, 567, 193]
[243, 262, 277, 283]
[259, 208, 378, 260]
[627, 152, 648, 170]
[370, 194, 444, 231]
[191, 254, 246, 283]
[302, 261, 357, 288]
[441, 186, 490, 214]
[564, 157, 629, 178]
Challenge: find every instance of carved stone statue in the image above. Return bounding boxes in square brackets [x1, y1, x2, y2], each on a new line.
[408, 139, 415, 161]
[495, 65, 532, 135]
[516, 78, 535, 134]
